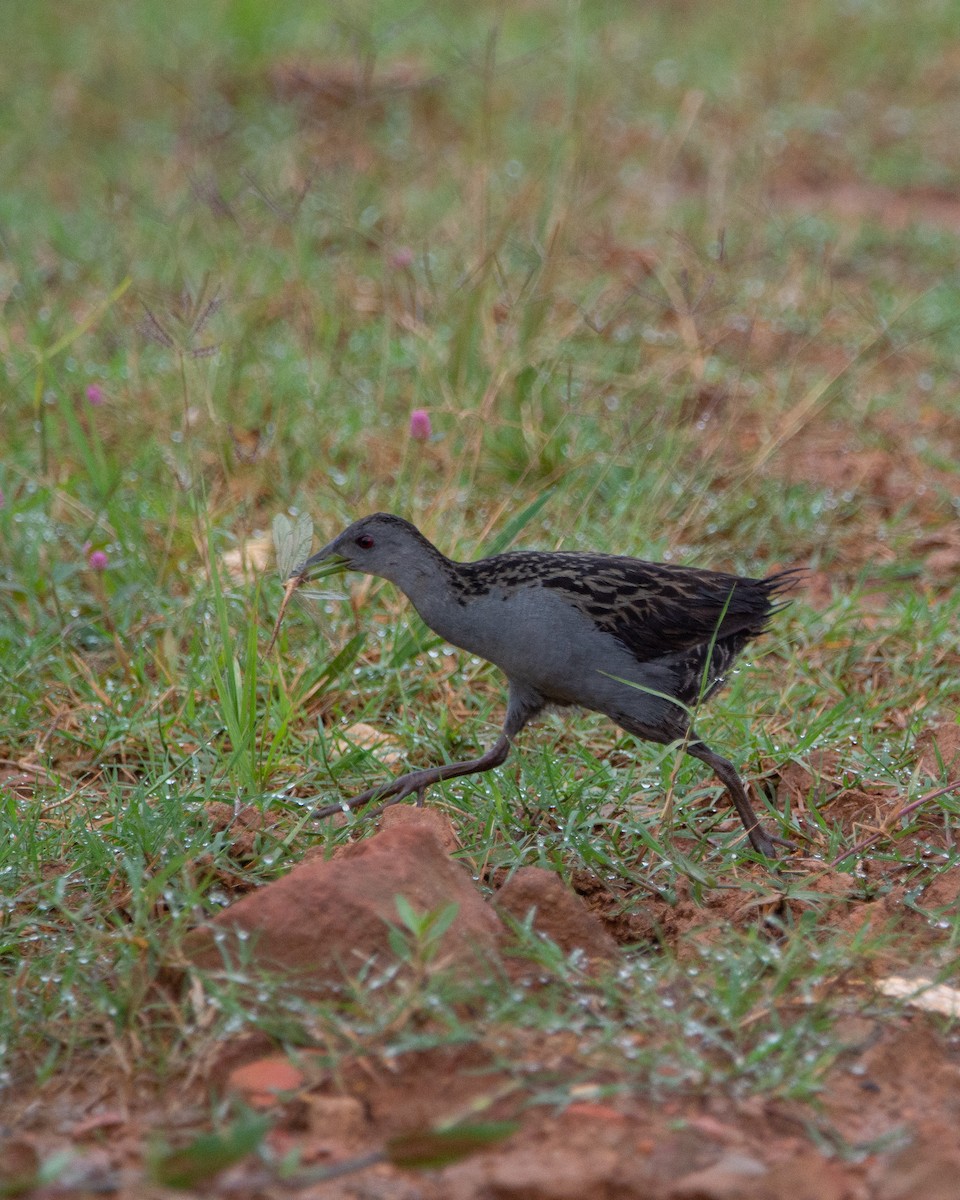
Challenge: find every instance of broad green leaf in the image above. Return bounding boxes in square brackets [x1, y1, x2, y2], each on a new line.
[149, 1113, 270, 1189]
[386, 1121, 519, 1170]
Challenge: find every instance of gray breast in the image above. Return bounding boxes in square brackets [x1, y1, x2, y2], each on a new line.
[414, 582, 679, 716]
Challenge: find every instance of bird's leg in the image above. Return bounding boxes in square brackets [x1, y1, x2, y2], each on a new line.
[311, 682, 544, 822]
[685, 740, 793, 858]
[310, 734, 513, 820]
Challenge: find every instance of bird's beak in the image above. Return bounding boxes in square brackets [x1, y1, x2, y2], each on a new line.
[293, 542, 348, 583]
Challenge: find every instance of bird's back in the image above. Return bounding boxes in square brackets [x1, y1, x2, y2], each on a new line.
[455, 550, 796, 664]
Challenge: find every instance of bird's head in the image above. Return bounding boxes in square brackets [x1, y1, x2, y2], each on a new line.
[297, 513, 438, 585]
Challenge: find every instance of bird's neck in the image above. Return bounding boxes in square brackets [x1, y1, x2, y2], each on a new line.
[383, 550, 467, 643]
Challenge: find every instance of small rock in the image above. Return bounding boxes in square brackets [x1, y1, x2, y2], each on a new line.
[303, 1094, 367, 1143]
[495, 867, 619, 966]
[182, 808, 502, 993]
[669, 1151, 767, 1200]
[227, 1055, 305, 1108]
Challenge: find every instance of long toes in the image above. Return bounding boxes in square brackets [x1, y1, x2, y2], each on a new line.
[748, 830, 780, 859]
[392, 780, 422, 804]
[311, 778, 406, 819]
[351, 771, 437, 812]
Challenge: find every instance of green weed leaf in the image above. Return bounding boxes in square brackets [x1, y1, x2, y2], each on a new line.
[149, 1112, 270, 1189]
[385, 1121, 518, 1170]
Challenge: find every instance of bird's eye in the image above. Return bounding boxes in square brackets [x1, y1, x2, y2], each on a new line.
[356, 534, 375, 550]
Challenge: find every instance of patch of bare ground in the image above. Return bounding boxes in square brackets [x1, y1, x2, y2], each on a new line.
[10, 791, 960, 1198]
[8, 1017, 960, 1198]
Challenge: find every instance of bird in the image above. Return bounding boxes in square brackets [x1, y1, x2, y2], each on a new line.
[293, 513, 800, 857]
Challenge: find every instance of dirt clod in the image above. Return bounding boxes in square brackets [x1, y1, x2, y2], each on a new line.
[495, 866, 620, 967]
[668, 1151, 767, 1200]
[182, 807, 502, 990]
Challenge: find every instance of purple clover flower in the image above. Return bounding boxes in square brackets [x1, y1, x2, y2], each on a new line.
[409, 409, 432, 442]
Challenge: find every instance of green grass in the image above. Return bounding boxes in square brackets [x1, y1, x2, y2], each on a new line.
[2, 0, 960, 1183]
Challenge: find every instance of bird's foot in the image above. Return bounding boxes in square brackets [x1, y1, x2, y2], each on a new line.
[310, 769, 437, 820]
[747, 826, 797, 859]
[309, 738, 513, 824]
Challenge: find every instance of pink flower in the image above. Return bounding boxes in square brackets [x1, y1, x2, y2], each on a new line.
[390, 247, 415, 270]
[409, 409, 432, 442]
[88, 549, 108, 571]
[86, 384, 104, 406]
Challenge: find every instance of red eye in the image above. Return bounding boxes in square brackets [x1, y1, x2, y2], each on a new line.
[356, 534, 375, 550]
